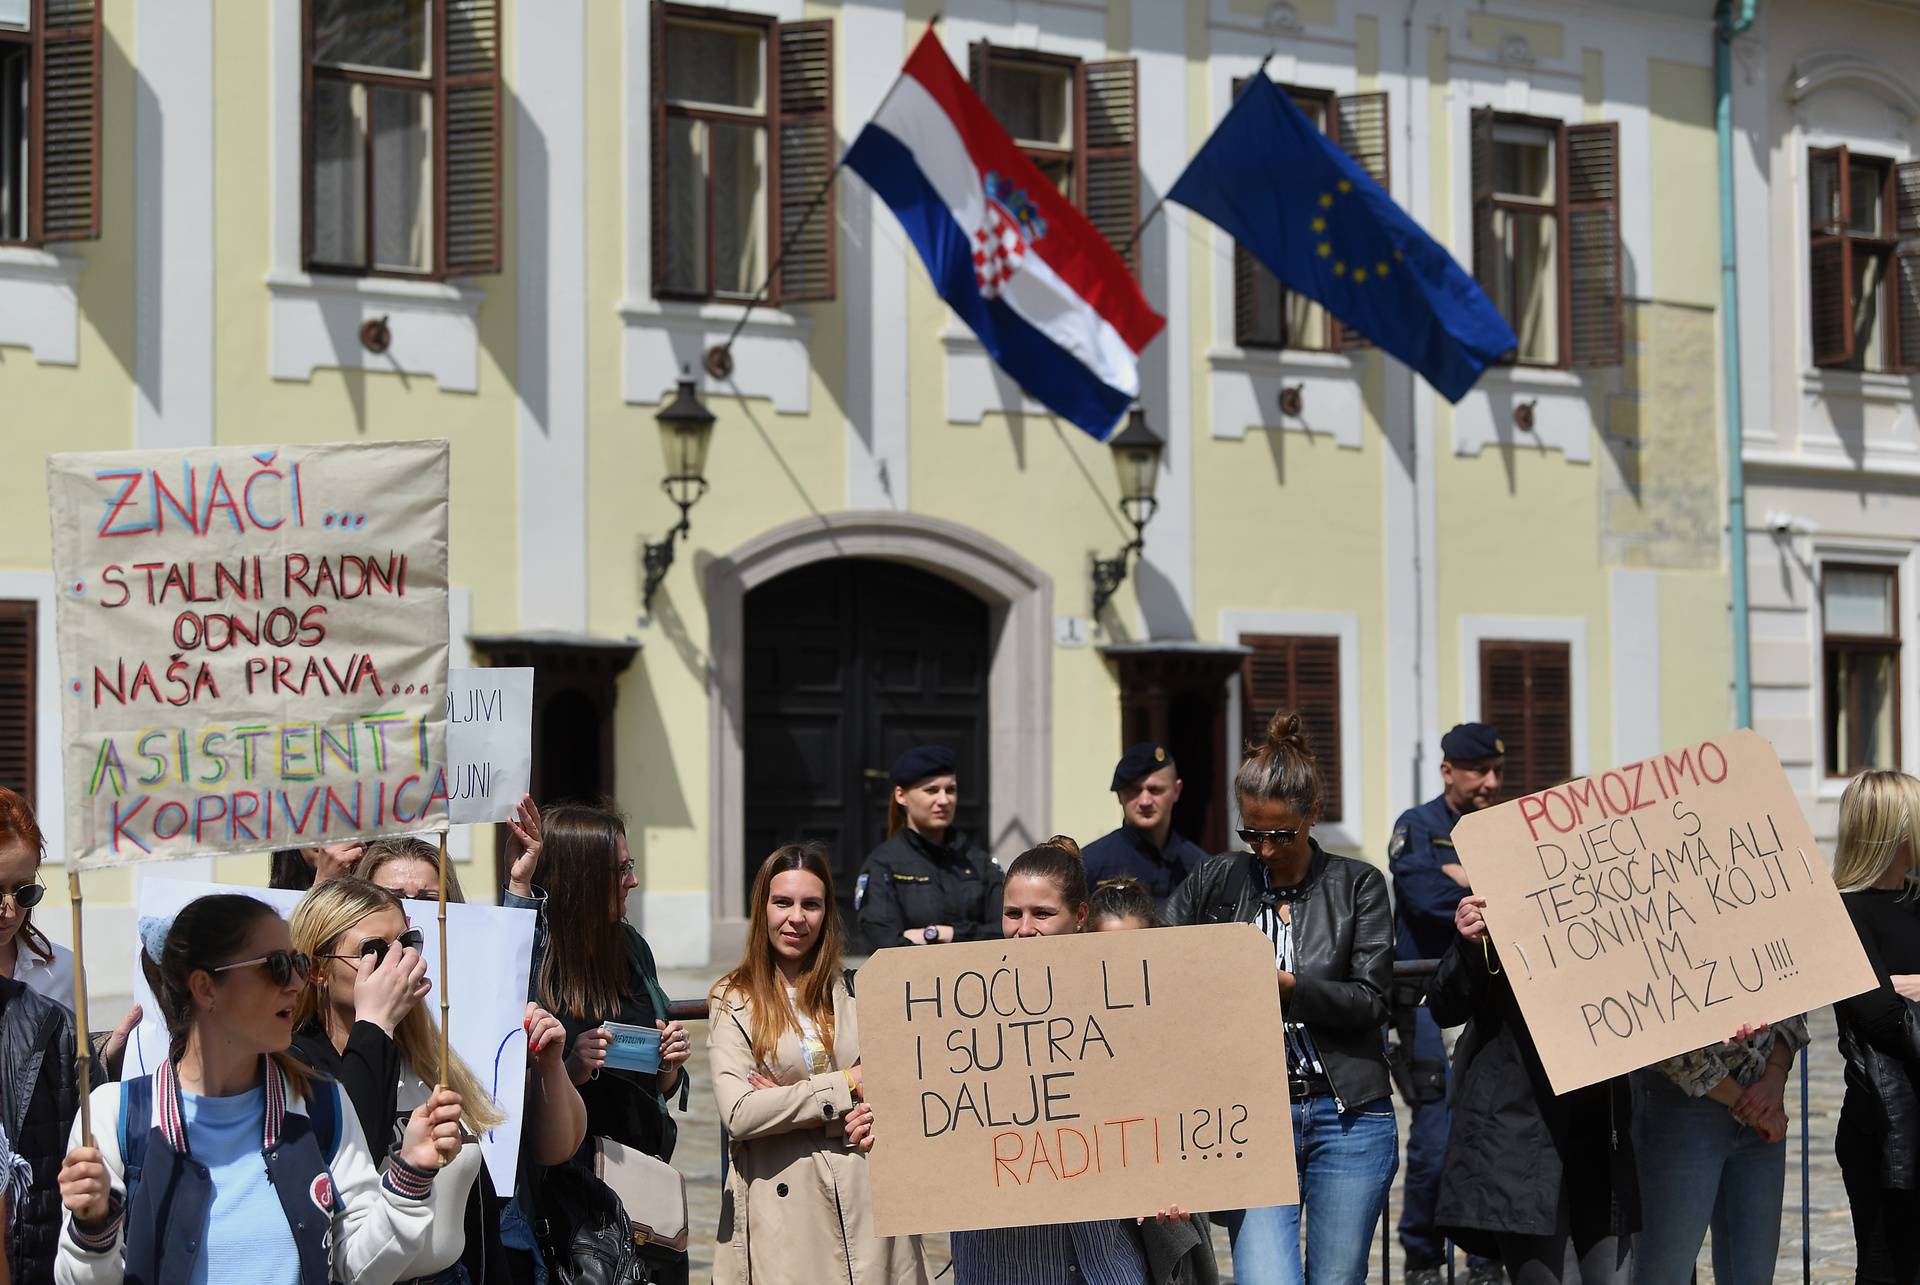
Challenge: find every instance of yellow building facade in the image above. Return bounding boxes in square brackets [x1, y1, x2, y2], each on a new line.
[0, 0, 1733, 991]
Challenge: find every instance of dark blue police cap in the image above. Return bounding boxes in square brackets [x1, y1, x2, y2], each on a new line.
[889, 744, 957, 787]
[1110, 742, 1174, 792]
[1441, 723, 1505, 763]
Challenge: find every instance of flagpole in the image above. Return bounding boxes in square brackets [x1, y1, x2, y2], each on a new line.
[705, 12, 943, 381]
[1121, 50, 1272, 261]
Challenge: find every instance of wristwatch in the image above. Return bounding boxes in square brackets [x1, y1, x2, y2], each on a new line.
[923, 926, 940, 944]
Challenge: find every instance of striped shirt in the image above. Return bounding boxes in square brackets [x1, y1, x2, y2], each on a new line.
[1256, 872, 1326, 1078]
[949, 1221, 1150, 1285]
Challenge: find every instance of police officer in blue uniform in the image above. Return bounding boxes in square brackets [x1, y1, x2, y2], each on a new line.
[1081, 743, 1209, 903]
[1391, 722, 1505, 1285]
[854, 745, 1004, 952]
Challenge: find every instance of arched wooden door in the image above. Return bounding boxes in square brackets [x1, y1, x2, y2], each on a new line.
[742, 559, 991, 924]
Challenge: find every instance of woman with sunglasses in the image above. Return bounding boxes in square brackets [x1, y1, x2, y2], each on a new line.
[56, 893, 464, 1285]
[504, 799, 695, 1285]
[289, 878, 586, 1285]
[1163, 711, 1396, 1285]
[360, 837, 467, 903]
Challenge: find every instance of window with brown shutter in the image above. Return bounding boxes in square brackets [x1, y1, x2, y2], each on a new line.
[1480, 640, 1571, 799]
[0, 0, 102, 246]
[1809, 146, 1920, 372]
[303, 0, 502, 280]
[1471, 108, 1620, 369]
[652, 2, 835, 304]
[970, 43, 1139, 272]
[1821, 563, 1901, 776]
[0, 601, 34, 807]
[1232, 82, 1389, 352]
[1240, 634, 1342, 823]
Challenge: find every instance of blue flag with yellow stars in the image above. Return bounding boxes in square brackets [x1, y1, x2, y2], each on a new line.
[1168, 75, 1517, 402]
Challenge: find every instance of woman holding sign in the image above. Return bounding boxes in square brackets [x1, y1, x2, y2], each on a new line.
[54, 894, 464, 1285]
[1162, 712, 1397, 1285]
[943, 837, 1202, 1285]
[707, 842, 927, 1284]
[1831, 769, 1920, 1285]
[1435, 894, 1638, 1284]
[288, 877, 587, 1285]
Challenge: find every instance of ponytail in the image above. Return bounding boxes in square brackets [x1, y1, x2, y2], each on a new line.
[1235, 709, 1321, 819]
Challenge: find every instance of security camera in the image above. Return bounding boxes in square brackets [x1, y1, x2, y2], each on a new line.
[1764, 511, 1819, 536]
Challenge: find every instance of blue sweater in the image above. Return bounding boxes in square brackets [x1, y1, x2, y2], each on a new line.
[179, 1087, 300, 1285]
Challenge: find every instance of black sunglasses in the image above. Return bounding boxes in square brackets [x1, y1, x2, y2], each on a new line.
[1238, 827, 1301, 849]
[321, 928, 425, 969]
[212, 950, 312, 987]
[0, 882, 45, 910]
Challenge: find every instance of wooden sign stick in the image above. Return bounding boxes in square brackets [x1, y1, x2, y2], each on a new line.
[437, 828, 450, 1088]
[68, 869, 93, 1145]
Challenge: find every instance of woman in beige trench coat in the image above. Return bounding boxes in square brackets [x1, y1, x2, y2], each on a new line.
[708, 843, 929, 1285]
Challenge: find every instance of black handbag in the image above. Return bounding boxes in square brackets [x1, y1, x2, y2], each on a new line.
[535, 1156, 652, 1285]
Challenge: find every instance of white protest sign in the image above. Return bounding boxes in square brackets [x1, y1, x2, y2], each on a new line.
[445, 668, 533, 825]
[126, 875, 537, 1191]
[48, 441, 451, 868]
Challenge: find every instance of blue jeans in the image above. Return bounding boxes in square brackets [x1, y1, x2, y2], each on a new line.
[1628, 1068, 1786, 1285]
[1223, 1094, 1399, 1285]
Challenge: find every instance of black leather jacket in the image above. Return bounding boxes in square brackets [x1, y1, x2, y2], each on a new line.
[1163, 843, 1393, 1109]
[1836, 1009, 1920, 1190]
[2, 976, 79, 1285]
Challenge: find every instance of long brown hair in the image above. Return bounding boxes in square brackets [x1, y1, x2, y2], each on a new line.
[536, 802, 633, 1020]
[289, 878, 503, 1132]
[712, 844, 844, 1069]
[141, 894, 313, 1101]
[1236, 709, 1321, 819]
[0, 787, 53, 965]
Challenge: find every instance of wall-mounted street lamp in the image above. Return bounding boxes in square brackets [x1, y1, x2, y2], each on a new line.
[642, 376, 717, 608]
[1089, 408, 1164, 616]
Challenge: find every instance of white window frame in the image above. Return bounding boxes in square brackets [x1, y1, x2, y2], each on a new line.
[1811, 541, 1915, 800]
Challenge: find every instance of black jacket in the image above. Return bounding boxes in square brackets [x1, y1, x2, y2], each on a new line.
[856, 828, 1004, 952]
[2, 976, 80, 1285]
[1834, 888, 1920, 1189]
[1162, 844, 1394, 1109]
[1427, 934, 1638, 1252]
[290, 1021, 511, 1285]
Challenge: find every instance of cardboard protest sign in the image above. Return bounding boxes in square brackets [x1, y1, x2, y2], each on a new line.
[858, 923, 1298, 1236]
[1451, 729, 1877, 1093]
[445, 667, 533, 824]
[47, 442, 451, 868]
[126, 874, 537, 1190]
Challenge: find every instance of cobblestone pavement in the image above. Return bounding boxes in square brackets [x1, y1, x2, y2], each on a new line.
[659, 967, 1857, 1284]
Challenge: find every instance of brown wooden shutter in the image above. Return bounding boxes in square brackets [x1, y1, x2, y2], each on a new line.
[0, 602, 34, 808]
[33, 0, 101, 242]
[1810, 146, 1854, 367]
[1078, 58, 1138, 271]
[773, 20, 834, 303]
[650, 1, 669, 298]
[437, 0, 502, 276]
[1896, 162, 1920, 371]
[1480, 641, 1572, 800]
[1241, 635, 1343, 823]
[968, 40, 989, 98]
[1896, 160, 1920, 235]
[1470, 107, 1497, 305]
[1566, 122, 1621, 367]
[1332, 92, 1389, 351]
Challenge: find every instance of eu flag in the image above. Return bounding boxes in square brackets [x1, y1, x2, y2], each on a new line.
[1168, 76, 1517, 402]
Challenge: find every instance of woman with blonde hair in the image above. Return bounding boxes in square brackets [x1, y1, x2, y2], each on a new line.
[289, 877, 586, 1285]
[1830, 769, 1920, 1284]
[708, 842, 927, 1285]
[359, 836, 467, 903]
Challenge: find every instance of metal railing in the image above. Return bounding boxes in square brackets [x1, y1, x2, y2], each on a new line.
[667, 958, 1819, 1285]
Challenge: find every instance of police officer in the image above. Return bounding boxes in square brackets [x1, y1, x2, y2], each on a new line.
[1081, 742, 1209, 903]
[855, 745, 1005, 952]
[1391, 722, 1505, 1285]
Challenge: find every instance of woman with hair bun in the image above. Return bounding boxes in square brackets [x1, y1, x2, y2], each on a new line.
[1163, 711, 1397, 1285]
[55, 894, 462, 1285]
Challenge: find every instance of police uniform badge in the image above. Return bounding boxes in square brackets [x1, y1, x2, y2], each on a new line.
[1387, 826, 1408, 862]
[855, 873, 868, 909]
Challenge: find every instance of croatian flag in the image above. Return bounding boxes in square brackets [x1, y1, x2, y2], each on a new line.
[845, 31, 1165, 440]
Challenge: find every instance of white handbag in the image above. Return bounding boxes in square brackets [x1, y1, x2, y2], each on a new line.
[594, 1136, 690, 1253]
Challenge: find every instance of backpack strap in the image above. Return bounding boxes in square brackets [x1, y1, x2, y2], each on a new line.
[1217, 852, 1260, 922]
[119, 1075, 152, 1205]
